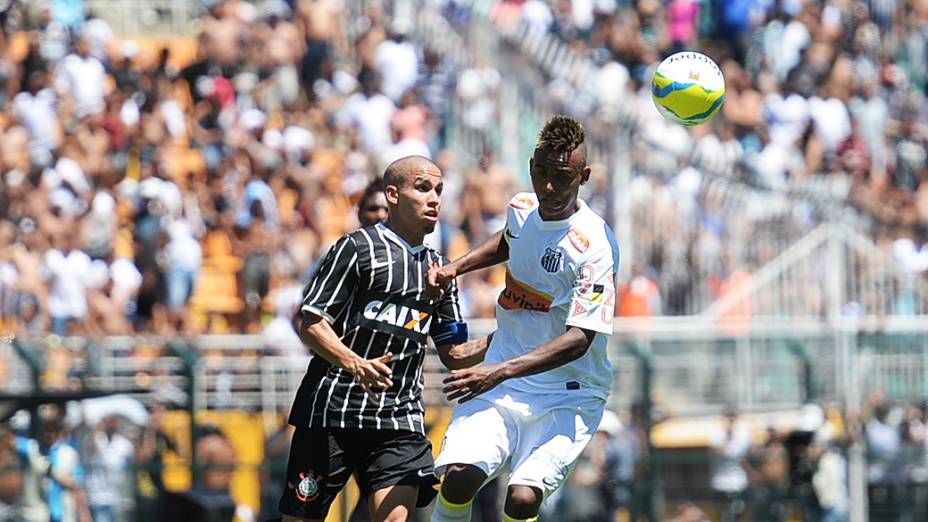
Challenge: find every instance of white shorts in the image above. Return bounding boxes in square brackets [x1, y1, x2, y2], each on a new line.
[433, 384, 604, 496]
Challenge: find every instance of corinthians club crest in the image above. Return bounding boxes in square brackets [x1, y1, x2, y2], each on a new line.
[295, 471, 323, 503]
[541, 247, 563, 273]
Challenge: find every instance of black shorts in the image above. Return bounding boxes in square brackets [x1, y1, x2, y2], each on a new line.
[278, 427, 439, 519]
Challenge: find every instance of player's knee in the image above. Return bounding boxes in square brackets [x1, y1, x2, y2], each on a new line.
[440, 463, 487, 504]
[377, 506, 411, 522]
[504, 485, 543, 519]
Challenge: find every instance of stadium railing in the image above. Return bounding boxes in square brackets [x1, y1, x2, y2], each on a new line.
[83, 0, 197, 35]
[8, 318, 928, 518]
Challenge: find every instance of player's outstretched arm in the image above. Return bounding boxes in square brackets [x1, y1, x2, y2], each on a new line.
[427, 229, 509, 296]
[442, 327, 595, 403]
[301, 313, 393, 397]
[436, 332, 494, 370]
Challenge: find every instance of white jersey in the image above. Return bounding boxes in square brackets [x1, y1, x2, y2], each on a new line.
[486, 192, 619, 400]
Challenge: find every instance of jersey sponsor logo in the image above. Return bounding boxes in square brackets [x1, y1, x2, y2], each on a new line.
[498, 270, 553, 312]
[509, 195, 536, 210]
[572, 301, 588, 316]
[540, 247, 563, 273]
[567, 228, 589, 253]
[363, 300, 433, 333]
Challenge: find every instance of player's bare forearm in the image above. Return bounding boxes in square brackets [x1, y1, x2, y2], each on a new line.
[438, 333, 493, 370]
[301, 313, 393, 392]
[449, 230, 509, 276]
[442, 327, 596, 403]
[496, 327, 595, 379]
[300, 313, 360, 369]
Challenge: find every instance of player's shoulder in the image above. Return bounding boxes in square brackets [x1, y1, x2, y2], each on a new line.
[567, 203, 618, 258]
[508, 192, 539, 212]
[347, 226, 378, 245]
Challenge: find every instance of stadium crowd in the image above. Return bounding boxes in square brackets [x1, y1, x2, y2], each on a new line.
[0, 0, 926, 340]
[0, 0, 530, 339]
[474, 0, 928, 314]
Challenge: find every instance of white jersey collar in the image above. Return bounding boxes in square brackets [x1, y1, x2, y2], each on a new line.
[376, 222, 427, 254]
[535, 198, 587, 230]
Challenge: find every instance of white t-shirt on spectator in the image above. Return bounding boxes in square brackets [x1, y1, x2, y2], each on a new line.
[57, 53, 106, 118]
[109, 258, 143, 307]
[809, 96, 851, 152]
[13, 89, 58, 153]
[121, 98, 140, 128]
[82, 18, 114, 62]
[893, 238, 928, 274]
[571, 0, 595, 31]
[374, 39, 419, 102]
[521, 0, 554, 33]
[340, 92, 396, 153]
[55, 156, 91, 196]
[86, 432, 134, 508]
[85, 259, 111, 291]
[381, 138, 432, 167]
[709, 423, 751, 493]
[165, 220, 202, 272]
[849, 95, 889, 163]
[456, 67, 500, 131]
[43, 249, 92, 319]
[159, 100, 186, 137]
[764, 92, 810, 148]
[595, 61, 629, 110]
[48, 187, 83, 219]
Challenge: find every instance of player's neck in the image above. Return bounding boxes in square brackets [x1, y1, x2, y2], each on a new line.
[383, 218, 424, 247]
[538, 201, 581, 222]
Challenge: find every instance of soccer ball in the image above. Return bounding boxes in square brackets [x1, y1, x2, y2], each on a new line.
[651, 52, 726, 126]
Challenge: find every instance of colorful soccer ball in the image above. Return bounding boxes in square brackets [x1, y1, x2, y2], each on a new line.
[651, 52, 726, 126]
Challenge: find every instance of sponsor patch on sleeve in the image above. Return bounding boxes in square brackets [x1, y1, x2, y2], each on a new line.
[567, 228, 590, 253]
[509, 195, 536, 210]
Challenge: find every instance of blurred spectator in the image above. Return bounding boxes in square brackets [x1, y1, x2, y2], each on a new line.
[813, 437, 850, 522]
[56, 35, 105, 120]
[162, 426, 240, 522]
[40, 414, 89, 522]
[85, 415, 134, 522]
[42, 227, 92, 336]
[0, 425, 22, 519]
[374, 20, 419, 103]
[709, 409, 751, 522]
[784, 404, 828, 522]
[12, 428, 49, 522]
[617, 263, 661, 317]
[746, 427, 790, 521]
[602, 411, 641, 520]
[134, 403, 175, 522]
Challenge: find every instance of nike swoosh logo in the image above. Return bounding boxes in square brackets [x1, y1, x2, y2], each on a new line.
[417, 469, 433, 478]
[371, 258, 391, 269]
[504, 230, 519, 241]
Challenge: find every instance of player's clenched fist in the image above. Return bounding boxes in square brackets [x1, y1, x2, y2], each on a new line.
[346, 352, 394, 398]
[426, 261, 456, 300]
[442, 364, 505, 403]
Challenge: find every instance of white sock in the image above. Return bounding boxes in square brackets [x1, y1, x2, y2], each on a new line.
[430, 491, 473, 522]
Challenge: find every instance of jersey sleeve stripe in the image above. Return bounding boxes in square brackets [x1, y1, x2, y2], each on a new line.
[301, 304, 336, 324]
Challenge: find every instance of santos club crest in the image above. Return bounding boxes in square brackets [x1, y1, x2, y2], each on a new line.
[541, 247, 563, 273]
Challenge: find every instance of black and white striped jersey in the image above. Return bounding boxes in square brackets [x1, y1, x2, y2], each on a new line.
[288, 223, 463, 434]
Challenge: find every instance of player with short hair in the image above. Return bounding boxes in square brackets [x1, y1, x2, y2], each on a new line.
[428, 116, 620, 522]
[279, 156, 489, 522]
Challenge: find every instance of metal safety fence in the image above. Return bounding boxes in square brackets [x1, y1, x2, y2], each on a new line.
[6, 318, 928, 519]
